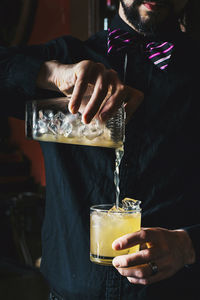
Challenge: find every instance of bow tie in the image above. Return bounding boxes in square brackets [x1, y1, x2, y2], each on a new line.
[108, 28, 174, 71]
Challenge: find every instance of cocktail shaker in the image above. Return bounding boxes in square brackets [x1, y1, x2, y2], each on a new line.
[25, 96, 125, 149]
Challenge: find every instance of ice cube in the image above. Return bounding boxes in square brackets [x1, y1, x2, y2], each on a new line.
[38, 120, 48, 134]
[54, 111, 66, 122]
[64, 113, 82, 126]
[82, 119, 103, 140]
[44, 110, 54, 120]
[84, 130, 101, 140]
[78, 124, 86, 137]
[59, 120, 73, 137]
[122, 198, 141, 211]
[47, 120, 60, 135]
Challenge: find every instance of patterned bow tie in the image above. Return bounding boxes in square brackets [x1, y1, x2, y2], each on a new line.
[108, 28, 174, 71]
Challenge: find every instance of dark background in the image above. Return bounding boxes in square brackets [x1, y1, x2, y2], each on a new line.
[0, 0, 199, 299]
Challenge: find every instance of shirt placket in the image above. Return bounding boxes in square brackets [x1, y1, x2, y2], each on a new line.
[105, 267, 122, 300]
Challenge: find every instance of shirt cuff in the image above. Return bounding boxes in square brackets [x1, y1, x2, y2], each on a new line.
[183, 225, 200, 264]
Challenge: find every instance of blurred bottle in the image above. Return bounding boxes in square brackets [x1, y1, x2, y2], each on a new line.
[102, 0, 118, 30]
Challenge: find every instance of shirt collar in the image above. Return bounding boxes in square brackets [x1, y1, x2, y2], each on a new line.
[109, 14, 141, 38]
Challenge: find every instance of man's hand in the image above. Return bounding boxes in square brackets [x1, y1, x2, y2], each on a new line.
[36, 60, 143, 124]
[112, 227, 196, 285]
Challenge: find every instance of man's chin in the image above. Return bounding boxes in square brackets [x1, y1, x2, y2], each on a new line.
[128, 15, 157, 36]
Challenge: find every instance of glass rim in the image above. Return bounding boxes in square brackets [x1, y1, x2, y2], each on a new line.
[90, 203, 141, 213]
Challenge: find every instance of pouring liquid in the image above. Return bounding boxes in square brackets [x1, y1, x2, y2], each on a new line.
[114, 147, 124, 208]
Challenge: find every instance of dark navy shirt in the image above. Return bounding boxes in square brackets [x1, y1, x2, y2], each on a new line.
[1, 14, 200, 300]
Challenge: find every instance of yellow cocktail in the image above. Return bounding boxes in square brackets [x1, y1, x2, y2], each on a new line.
[90, 201, 141, 266]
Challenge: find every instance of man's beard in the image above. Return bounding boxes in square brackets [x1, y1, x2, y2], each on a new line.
[120, 0, 174, 37]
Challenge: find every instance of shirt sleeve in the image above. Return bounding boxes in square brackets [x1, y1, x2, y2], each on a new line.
[0, 45, 43, 118]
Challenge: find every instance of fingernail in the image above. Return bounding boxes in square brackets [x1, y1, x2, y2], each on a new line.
[112, 258, 120, 268]
[112, 241, 121, 250]
[82, 114, 92, 124]
[69, 103, 78, 114]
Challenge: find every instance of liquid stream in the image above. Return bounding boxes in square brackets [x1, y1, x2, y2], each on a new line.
[114, 147, 124, 209]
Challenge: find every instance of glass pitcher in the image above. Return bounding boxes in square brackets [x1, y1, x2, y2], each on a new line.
[25, 96, 125, 149]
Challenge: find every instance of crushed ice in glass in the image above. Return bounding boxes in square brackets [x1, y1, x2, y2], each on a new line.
[35, 108, 104, 140]
[109, 198, 141, 213]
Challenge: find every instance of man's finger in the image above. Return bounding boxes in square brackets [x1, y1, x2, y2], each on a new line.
[99, 85, 125, 121]
[69, 76, 89, 114]
[115, 256, 170, 285]
[112, 247, 159, 268]
[127, 266, 172, 286]
[112, 228, 158, 250]
[82, 74, 108, 124]
[68, 61, 94, 114]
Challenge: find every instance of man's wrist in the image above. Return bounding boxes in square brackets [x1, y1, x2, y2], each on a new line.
[36, 60, 61, 92]
[175, 229, 196, 266]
